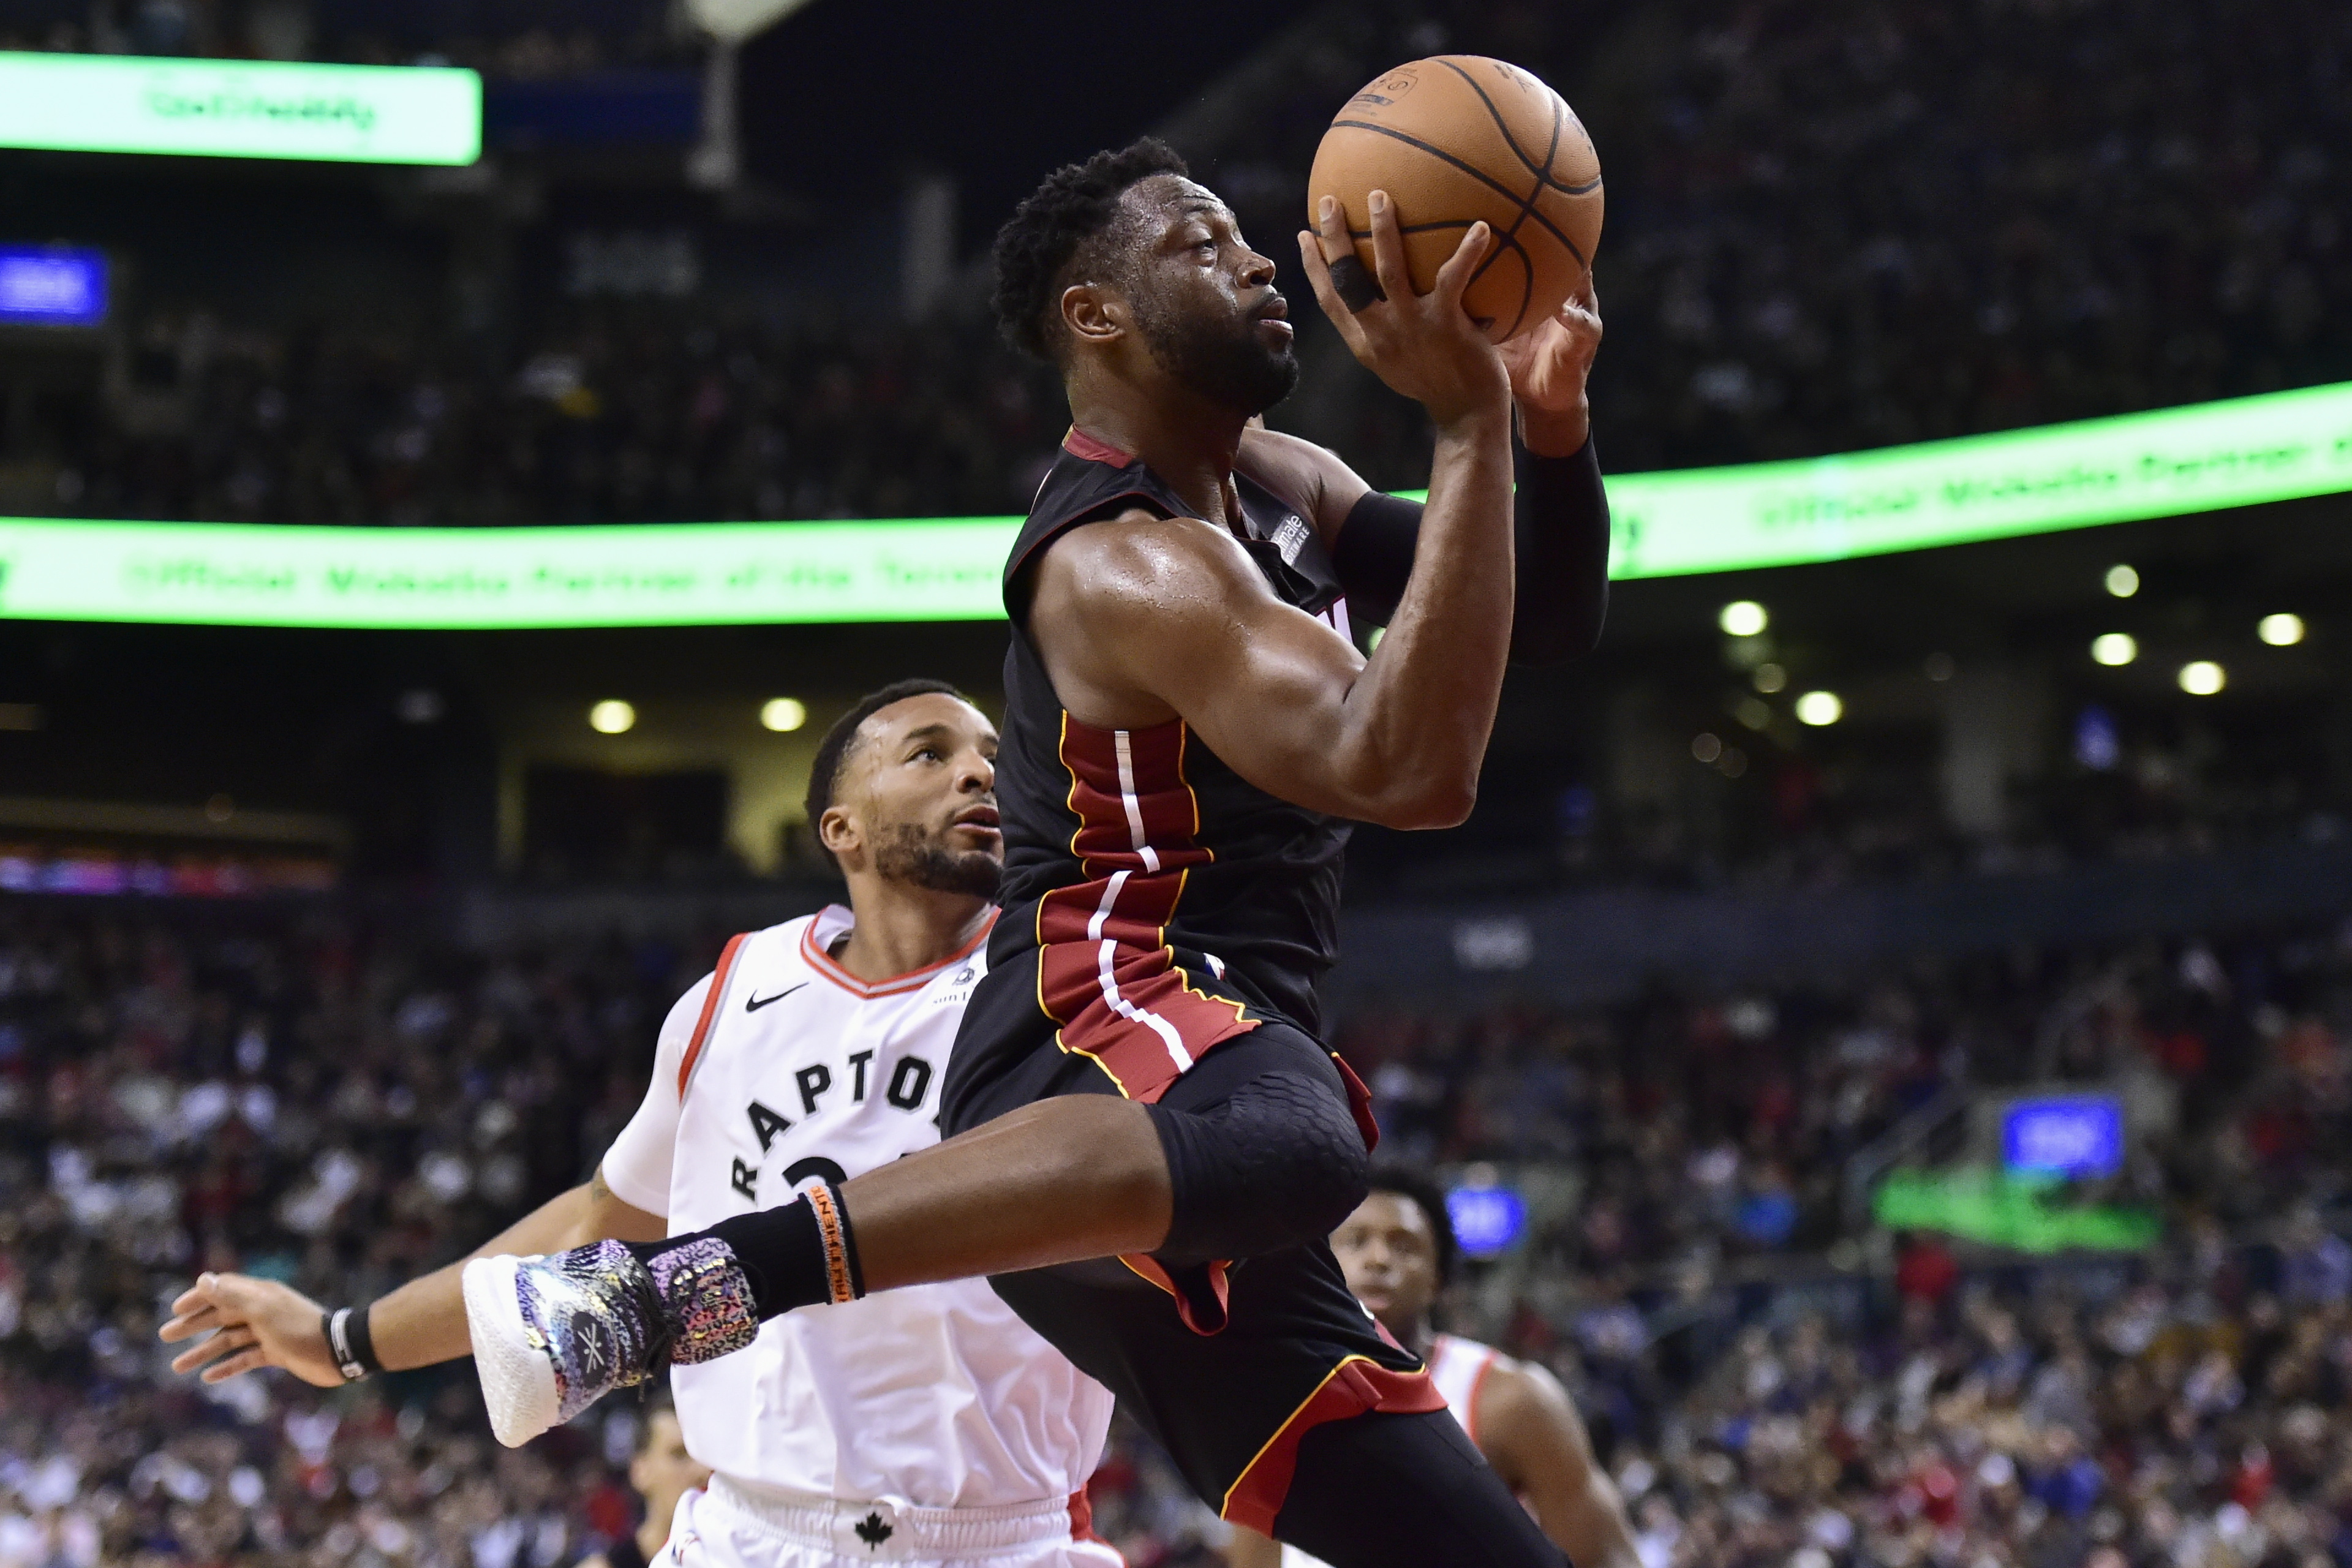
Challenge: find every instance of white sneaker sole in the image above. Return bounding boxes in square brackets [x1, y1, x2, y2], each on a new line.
[463, 1255, 559, 1448]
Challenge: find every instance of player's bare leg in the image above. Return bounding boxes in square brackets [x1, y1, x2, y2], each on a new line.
[836, 1096, 1172, 1289]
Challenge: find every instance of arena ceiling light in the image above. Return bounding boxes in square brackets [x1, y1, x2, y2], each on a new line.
[2177, 662, 2226, 696]
[4, 379, 2352, 629]
[760, 697, 808, 732]
[1717, 600, 1768, 636]
[0, 51, 481, 164]
[1794, 691, 1844, 726]
[2259, 613, 2306, 646]
[2105, 564, 2141, 598]
[2090, 633, 2138, 667]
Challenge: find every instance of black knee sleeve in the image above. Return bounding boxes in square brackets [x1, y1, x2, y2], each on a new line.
[1147, 1066, 1371, 1264]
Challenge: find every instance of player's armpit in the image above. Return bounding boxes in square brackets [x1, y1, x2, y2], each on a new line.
[1476, 1357, 1642, 1568]
[1029, 514, 1476, 831]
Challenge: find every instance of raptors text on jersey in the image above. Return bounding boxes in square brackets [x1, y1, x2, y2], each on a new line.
[600, 907, 1114, 1510]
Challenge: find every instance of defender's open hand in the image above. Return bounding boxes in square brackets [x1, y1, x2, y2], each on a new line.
[1298, 191, 1510, 431]
[159, 1271, 345, 1387]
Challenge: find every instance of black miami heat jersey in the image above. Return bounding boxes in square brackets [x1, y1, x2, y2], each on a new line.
[941, 426, 1357, 1126]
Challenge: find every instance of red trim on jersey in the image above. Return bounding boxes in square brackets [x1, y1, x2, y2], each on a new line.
[1329, 1051, 1381, 1153]
[1035, 714, 1258, 1104]
[798, 910, 998, 999]
[1219, 1356, 1447, 1534]
[1061, 426, 1135, 467]
[1116, 1253, 1233, 1336]
[676, 932, 750, 1098]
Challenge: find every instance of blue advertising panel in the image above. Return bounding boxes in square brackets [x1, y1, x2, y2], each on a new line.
[2002, 1096, 2124, 1178]
[0, 247, 108, 328]
[1447, 1183, 1528, 1259]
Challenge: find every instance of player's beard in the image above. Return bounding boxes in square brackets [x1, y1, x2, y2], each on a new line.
[1135, 296, 1299, 417]
[872, 822, 1002, 899]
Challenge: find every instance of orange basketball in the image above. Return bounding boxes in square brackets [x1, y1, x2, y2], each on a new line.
[1307, 56, 1603, 344]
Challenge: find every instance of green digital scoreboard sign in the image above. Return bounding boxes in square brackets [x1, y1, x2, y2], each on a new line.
[0, 51, 481, 165]
[0, 380, 2347, 629]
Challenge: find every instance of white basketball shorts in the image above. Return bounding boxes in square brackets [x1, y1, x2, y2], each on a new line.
[664, 1477, 1126, 1568]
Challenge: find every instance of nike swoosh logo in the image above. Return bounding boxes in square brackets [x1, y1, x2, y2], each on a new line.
[744, 982, 808, 1012]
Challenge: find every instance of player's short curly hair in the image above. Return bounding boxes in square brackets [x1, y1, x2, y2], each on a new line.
[1366, 1163, 1461, 1286]
[992, 137, 1191, 361]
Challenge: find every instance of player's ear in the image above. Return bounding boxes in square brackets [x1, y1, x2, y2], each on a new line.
[818, 801, 862, 863]
[1061, 282, 1125, 348]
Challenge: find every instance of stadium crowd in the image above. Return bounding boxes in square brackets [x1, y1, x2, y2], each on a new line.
[0, 0, 693, 76]
[37, 311, 1057, 528]
[0, 897, 2346, 1567]
[10, 0, 2351, 519]
[1193, 0, 2352, 479]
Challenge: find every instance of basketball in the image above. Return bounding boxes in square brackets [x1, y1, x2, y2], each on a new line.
[1307, 55, 1604, 343]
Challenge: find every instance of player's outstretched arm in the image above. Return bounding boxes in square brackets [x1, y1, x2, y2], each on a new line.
[1032, 199, 1513, 831]
[159, 1166, 663, 1385]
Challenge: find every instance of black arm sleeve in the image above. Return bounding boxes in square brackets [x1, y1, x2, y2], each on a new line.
[1328, 435, 1611, 664]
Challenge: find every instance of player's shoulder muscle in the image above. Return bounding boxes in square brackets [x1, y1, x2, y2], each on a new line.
[1032, 507, 1272, 643]
[1238, 426, 1371, 540]
[1476, 1351, 1597, 1468]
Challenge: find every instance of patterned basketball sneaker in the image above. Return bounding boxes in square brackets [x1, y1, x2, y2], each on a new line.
[463, 1238, 759, 1447]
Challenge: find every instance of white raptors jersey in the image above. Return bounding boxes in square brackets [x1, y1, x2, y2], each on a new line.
[1424, 1333, 1501, 1443]
[600, 907, 1115, 1510]
[1280, 1335, 1501, 1568]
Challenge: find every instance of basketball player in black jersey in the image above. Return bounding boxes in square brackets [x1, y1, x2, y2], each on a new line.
[442, 139, 1607, 1567]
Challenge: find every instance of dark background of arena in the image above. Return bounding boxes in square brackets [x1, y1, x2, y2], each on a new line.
[3, 1, 2352, 1565]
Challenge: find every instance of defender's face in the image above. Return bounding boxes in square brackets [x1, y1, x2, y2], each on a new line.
[1120, 173, 1298, 415]
[831, 693, 1001, 895]
[628, 1411, 710, 1522]
[1331, 1191, 1441, 1338]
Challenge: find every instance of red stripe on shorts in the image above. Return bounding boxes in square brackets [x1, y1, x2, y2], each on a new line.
[1219, 1357, 1447, 1536]
[1034, 714, 1256, 1102]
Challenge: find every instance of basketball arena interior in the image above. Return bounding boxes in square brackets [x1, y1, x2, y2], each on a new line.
[2, 1, 2351, 1565]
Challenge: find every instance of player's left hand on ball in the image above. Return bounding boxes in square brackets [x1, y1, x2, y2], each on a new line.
[1498, 268, 1602, 455]
[159, 1271, 345, 1387]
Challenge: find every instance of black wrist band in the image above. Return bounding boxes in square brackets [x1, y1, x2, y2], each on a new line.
[346, 1298, 381, 1375]
[325, 1303, 382, 1381]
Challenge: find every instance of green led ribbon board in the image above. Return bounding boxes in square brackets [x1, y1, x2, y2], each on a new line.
[0, 52, 480, 165]
[1599, 375, 2352, 579]
[0, 380, 2347, 628]
[0, 518, 1013, 629]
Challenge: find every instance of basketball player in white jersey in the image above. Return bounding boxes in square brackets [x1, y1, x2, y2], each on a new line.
[578, 1400, 710, 1568]
[1231, 1167, 1639, 1568]
[159, 680, 1121, 1568]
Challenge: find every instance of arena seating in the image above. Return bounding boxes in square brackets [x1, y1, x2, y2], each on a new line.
[1, 900, 2343, 1566]
[6, 0, 2347, 521]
